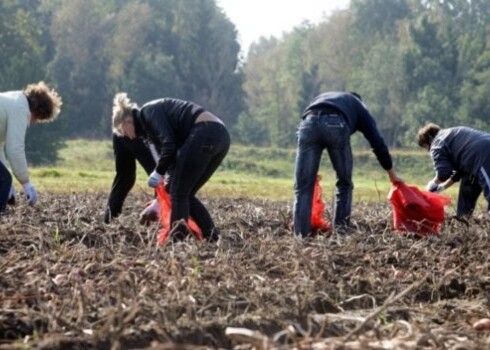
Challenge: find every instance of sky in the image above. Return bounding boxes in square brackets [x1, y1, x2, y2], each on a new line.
[216, 0, 351, 54]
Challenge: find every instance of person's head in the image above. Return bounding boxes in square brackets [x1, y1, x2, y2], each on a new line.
[417, 123, 441, 151]
[23, 82, 62, 123]
[112, 92, 137, 139]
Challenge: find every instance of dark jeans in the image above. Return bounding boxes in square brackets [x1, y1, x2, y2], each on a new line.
[456, 174, 482, 217]
[457, 165, 490, 218]
[169, 122, 230, 239]
[294, 113, 352, 237]
[0, 161, 12, 213]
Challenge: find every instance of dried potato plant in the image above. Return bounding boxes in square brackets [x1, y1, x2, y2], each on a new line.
[1, 193, 490, 349]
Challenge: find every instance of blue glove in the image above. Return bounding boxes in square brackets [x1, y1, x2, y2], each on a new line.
[147, 170, 163, 188]
[23, 182, 38, 205]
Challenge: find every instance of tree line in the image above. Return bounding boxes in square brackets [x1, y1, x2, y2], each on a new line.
[1, 0, 490, 163]
[240, 0, 490, 148]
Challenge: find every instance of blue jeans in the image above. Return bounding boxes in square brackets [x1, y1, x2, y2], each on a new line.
[0, 161, 12, 213]
[169, 122, 230, 240]
[293, 113, 352, 236]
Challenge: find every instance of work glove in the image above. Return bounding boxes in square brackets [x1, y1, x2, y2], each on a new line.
[7, 185, 16, 205]
[426, 180, 444, 193]
[23, 182, 38, 205]
[139, 199, 160, 226]
[147, 170, 163, 188]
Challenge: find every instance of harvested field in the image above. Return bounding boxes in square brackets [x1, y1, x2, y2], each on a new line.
[1, 193, 490, 349]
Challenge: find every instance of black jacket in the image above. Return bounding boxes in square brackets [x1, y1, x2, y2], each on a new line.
[134, 98, 204, 175]
[105, 134, 156, 223]
[303, 92, 393, 170]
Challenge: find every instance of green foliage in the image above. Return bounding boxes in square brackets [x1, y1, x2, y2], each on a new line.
[2, 0, 490, 162]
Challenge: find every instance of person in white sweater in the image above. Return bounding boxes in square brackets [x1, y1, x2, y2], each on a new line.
[0, 82, 62, 213]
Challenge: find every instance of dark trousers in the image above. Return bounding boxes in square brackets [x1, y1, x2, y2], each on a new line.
[105, 134, 156, 223]
[457, 164, 490, 218]
[169, 122, 230, 239]
[0, 161, 12, 213]
[456, 175, 482, 217]
[294, 113, 352, 237]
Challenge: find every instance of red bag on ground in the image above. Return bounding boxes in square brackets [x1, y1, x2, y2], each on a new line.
[311, 175, 332, 233]
[155, 184, 203, 245]
[388, 182, 451, 237]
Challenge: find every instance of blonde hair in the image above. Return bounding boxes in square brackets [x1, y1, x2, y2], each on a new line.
[112, 92, 136, 135]
[24, 81, 62, 122]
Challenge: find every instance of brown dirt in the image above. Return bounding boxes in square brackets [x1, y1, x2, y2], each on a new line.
[1, 193, 490, 349]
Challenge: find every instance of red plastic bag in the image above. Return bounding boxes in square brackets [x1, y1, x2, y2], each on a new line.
[311, 175, 332, 233]
[388, 182, 451, 237]
[155, 184, 203, 245]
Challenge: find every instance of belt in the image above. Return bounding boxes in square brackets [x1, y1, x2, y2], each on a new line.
[308, 110, 343, 118]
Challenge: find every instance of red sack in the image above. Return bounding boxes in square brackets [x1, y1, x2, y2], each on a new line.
[311, 175, 332, 233]
[155, 184, 203, 245]
[388, 182, 451, 237]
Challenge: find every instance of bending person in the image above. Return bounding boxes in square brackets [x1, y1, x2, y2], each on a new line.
[418, 123, 490, 218]
[111, 93, 230, 241]
[294, 91, 402, 237]
[0, 82, 62, 213]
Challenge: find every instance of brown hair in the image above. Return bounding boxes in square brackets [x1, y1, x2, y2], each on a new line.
[23, 81, 62, 122]
[417, 123, 441, 148]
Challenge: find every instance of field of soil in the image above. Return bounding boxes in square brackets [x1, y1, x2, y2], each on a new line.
[1, 193, 490, 349]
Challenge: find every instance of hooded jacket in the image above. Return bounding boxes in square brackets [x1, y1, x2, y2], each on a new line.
[0, 91, 31, 184]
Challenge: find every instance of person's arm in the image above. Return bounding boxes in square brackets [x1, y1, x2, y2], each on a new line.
[105, 134, 137, 223]
[132, 139, 157, 175]
[141, 106, 178, 185]
[387, 169, 403, 184]
[5, 107, 30, 185]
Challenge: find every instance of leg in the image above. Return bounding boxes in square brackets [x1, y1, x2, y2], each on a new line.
[456, 175, 481, 218]
[478, 166, 490, 217]
[0, 161, 12, 213]
[293, 119, 323, 237]
[188, 125, 230, 239]
[328, 143, 353, 228]
[170, 123, 229, 238]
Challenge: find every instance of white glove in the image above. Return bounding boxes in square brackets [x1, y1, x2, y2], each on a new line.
[147, 170, 163, 188]
[426, 180, 444, 193]
[139, 199, 160, 225]
[23, 182, 38, 205]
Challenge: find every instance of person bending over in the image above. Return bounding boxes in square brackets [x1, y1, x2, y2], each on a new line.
[0, 82, 62, 213]
[111, 93, 230, 242]
[418, 123, 490, 218]
[294, 91, 402, 237]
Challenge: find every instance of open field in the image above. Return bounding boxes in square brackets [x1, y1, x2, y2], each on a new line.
[2, 140, 490, 349]
[1, 193, 490, 349]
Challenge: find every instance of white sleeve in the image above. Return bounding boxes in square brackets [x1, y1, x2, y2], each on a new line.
[5, 107, 30, 184]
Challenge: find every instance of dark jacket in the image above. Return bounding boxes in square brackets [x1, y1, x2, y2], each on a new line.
[105, 134, 156, 223]
[430, 126, 490, 181]
[134, 98, 204, 175]
[303, 92, 392, 170]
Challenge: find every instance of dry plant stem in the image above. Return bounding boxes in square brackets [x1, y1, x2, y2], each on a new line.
[344, 273, 430, 341]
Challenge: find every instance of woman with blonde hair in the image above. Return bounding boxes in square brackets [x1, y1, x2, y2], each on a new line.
[0, 81, 62, 212]
[111, 93, 230, 242]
